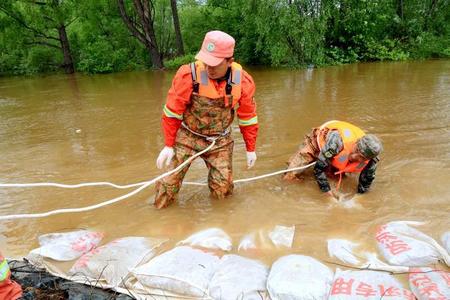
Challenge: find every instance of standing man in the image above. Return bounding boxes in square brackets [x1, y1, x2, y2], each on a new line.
[283, 120, 383, 197]
[154, 30, 258, 209]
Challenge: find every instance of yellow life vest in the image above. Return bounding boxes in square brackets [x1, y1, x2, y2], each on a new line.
[317, 120, 369, 173]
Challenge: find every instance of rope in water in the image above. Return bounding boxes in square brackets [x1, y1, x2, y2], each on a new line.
[0, 139, 315, 220]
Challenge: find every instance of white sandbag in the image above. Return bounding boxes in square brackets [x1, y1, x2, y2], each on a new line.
[70, 236, 164, 287]
[131, 246, 220, 297]
[362, 252, 410, 273]
[209, 254, 269, 300]
[238, 233, 257, 251]
[327, 239, 409, 273]
[375, 221, 450, 266]
[269, 225, 295, 248]
[441, 232, 450, 253]
[28, 230, 104, 261]
[409, 267, 450, 300]
[329, 269, 415, 299]
[267, 255, 333, 300]
[327, 239, 361, 265]
[177, 228, 232, 251]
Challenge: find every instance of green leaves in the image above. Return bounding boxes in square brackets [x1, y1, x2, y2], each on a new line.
[0, 0, 448, 75]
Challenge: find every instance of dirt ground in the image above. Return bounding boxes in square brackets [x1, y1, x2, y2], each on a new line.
[9, 260, 133, 300]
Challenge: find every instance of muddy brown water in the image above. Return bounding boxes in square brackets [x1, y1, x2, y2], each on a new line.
[0, 61, 449, 274]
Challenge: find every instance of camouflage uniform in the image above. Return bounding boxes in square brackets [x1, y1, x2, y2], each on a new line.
[284, 127, 379, 193]
[284, 128, 323, 180]
[154, 89, 235, 209]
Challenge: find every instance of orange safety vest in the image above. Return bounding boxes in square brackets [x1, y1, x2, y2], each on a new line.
[190, 61, 242, 107]
[0, 254, 22, 300]
[317, 120, 369, 174]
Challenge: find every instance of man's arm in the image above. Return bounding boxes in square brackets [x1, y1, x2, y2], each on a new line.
[236, 70, 258, 152]
[357, 158, 379, 193]
[161, 64, 193, 147]
[313, 130, 343, 192]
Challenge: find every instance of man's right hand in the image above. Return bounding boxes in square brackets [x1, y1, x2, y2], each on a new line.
[156, 146, 175, 169]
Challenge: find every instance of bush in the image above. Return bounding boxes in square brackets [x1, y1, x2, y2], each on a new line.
[409, 33, 450, 59]
[362, 38, 409, 61]
[25, 47, 61, 74]
[164, 54, 196, 69]
[76, 39, 137, 74]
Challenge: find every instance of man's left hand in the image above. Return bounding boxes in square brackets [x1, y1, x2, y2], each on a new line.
[246, 151, 257, 169]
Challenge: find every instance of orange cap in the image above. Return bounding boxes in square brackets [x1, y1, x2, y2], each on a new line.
[195, 31, 235, 67]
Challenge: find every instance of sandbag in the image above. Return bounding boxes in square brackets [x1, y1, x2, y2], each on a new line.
[131, 246, 220, 297]
[375, 221, 450, 266]
[327, 239, 361, 265]
[178, 228, 232, 251]
[441, 232, 450, 253]
[209, 254, 269, 300]
[238, 233, 257, 251]
[267, 254, 333, 300]
[409, 267, 450, 300]
[327, 239, 409, 273]
[70, 236, 164, 287]
[268, 225, 295, 248]
[28, 230, 103, 261]
[329, 269, 415, 299]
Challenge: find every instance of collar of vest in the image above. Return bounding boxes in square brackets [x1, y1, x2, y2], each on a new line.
[190, 61, 243, 106]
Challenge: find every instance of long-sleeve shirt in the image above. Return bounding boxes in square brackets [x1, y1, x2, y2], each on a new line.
[313, 130, 379, 193]
[161, 64, 258, 151]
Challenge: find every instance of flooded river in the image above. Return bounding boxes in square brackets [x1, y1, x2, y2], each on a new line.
[0, 60, 449, 268]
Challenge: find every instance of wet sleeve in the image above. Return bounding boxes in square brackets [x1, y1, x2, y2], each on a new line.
[237, 70, 258, 152]
[313, 131, 343, 192]
[161, 64, 193, 147]
[357, 158, 378, 193]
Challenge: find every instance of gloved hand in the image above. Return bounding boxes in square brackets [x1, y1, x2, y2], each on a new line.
[246, 151, 257, 169]
[156, 146, 175, 169]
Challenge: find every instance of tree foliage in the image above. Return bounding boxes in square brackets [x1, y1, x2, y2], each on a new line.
[0, 0, 448, 75]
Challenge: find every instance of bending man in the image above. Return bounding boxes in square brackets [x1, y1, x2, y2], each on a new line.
[154, 31, 258, 208]
[283, 120, 382, 196]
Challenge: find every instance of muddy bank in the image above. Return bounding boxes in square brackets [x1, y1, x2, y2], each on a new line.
[9, 259, 133, 300]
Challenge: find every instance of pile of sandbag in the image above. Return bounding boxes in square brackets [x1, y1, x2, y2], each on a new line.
[24, 221, 449, 299]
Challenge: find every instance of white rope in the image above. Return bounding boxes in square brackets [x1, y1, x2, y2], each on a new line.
[0, 140, 217, 221]
[0, 142, 315, 220]
[0, 162, 316, 189]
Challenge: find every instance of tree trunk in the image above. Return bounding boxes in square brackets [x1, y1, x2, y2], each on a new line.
[58, 24, 74, 74]
[117, 0, 164, 69]
[396, 0, 403, 20]
[170, 0, 184, 56]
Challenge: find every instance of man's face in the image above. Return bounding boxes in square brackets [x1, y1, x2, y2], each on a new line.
[349, 146, 368, 162]
[205, 58, 233, 79]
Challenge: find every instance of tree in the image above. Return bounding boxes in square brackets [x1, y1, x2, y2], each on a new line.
[170, 0, 184, 56]
[0, 0, 77, 74]
[117, 0, 164, 68]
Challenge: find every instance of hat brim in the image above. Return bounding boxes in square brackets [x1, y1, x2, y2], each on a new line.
[195, 50, 225, 67]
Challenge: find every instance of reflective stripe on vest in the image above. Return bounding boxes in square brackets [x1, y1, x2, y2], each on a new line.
[238, 116, 258, 126]
[191, 61, 242, 107]
[317, 120, 369, 173]
[0, 258, 10, 282]
[163, 104, 183, 120]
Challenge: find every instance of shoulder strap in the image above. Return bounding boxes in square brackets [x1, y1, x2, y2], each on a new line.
[225, 67, 232, 96]
[190, 62, 199, 94]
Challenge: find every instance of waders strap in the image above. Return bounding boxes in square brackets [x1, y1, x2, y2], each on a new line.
[181, 122, 231, 142]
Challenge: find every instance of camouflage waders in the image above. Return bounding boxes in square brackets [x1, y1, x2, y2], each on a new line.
[283, 128, 324, 180]
[154, 92, 235, 209]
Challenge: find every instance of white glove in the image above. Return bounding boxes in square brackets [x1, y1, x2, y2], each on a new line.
[246, 151, 257, 169]
[156, 146, 175, 169]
